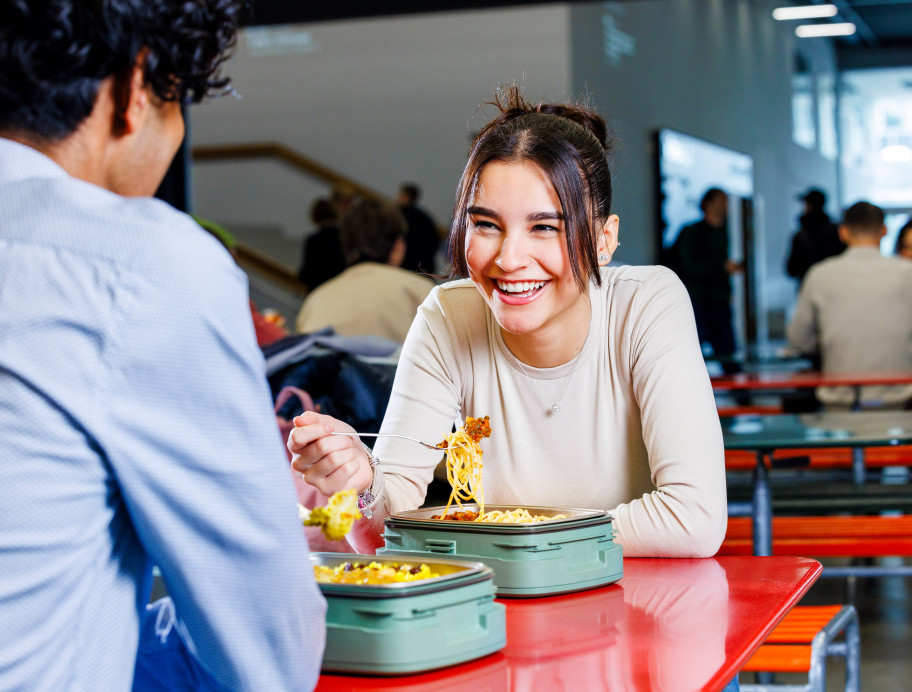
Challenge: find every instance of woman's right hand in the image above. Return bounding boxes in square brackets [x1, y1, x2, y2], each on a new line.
[288, 411, 374, 497]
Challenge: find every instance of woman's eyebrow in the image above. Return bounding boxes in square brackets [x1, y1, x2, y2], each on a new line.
[528, 211, 564, 222]
[467, 205, 498, 218]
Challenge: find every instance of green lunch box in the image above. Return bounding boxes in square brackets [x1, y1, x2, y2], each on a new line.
[311, 552, 506, 675]
[377, 505, 624, 597]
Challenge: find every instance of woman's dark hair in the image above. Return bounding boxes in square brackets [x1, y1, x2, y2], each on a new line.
[446, 85, 616, 291]
[0, 0, 244, 140]
[339, 198, 407, 266]
[895, 218, 912, 255]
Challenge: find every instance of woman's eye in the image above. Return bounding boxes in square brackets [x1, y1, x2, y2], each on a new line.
[472, 219, 498, 230]
[532, 224, 560, 233]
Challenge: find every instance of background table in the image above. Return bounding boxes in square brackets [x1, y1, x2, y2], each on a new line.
[712, 370, 912, 411]
[721, 411, 912, 555]
[712, 370, 912, 392]
[314, 556, 821, 692]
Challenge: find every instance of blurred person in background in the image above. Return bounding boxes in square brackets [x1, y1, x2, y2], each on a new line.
[298, 197, 345, 291]
[671, 187, 743, 368]
[786, 187, 845, 284]
[295, 198, 435, 342]
[0, 1, 325, 690]
[787, 202, 912, 410]
[397, 182, 441, 274]
[895, 218, 912, 261]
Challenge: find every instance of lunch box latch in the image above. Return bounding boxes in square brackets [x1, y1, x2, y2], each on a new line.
[424, 538, 457, 554]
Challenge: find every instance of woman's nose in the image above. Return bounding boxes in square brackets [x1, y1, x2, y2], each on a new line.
[495, 234, 530, 271]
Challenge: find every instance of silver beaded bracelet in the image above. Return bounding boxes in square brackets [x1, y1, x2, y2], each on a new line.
[357, 446, 380, 518]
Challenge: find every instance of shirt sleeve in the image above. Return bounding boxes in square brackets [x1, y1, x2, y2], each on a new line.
[609, 269, 728, 557]
[104, 228, 326, 691]
[786, 275, 820, 355]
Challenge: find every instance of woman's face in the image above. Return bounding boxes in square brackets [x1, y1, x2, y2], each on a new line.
[464, 160, 615, 361]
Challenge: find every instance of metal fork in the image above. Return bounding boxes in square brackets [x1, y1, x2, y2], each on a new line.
[329, 432, 463, 450]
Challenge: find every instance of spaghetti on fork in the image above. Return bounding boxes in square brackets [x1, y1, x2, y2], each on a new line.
[437, 416, 491, 517]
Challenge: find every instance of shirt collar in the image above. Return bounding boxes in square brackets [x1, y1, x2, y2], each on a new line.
[845, 245, 883, 255]
[0, 136, 69, 184]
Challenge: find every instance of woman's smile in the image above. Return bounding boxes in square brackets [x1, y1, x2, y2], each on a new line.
[494, 278, 550, 303]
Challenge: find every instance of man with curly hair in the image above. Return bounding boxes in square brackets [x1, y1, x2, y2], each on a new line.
[0, 2, 326, 690]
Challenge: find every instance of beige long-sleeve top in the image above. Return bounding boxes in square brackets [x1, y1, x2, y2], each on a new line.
[787, 247, 912, 407]
[352, 265, 727, 558]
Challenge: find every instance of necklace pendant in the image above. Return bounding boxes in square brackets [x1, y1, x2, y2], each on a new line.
[551, 403, 561, 413]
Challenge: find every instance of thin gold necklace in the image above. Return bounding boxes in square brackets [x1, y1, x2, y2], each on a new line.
[515, 354, 581, 414]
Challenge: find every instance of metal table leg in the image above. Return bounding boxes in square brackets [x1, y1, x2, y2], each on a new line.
[852, 447, 865, 487]
[752, 450, 772, 556]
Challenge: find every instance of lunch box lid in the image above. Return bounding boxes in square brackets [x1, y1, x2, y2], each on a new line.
[385, 504, 613, 535]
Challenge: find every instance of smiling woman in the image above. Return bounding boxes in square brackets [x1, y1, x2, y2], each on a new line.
[288, 85, 727, 560]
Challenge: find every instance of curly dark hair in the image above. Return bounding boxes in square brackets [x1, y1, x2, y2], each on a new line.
[0, 0, 245, 140]
[446, 85, 616, 291]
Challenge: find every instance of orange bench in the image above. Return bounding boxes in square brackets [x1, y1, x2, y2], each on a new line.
[719, 515, 912, 557]
[740, 605, 860, 692]
[725, 445, 912, 472]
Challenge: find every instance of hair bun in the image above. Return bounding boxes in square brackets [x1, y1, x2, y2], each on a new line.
[536, 103, 607, 148]
[486, 84, 609, 150]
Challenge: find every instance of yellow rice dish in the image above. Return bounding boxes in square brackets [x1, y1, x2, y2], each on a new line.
[314, 561, 440, 585]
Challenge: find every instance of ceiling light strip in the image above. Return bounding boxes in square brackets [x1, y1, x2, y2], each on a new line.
[772, 4, 839, 21]
[795, 22, 858, 37]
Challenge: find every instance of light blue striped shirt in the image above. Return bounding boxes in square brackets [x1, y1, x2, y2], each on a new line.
[0, 138, 325, 691]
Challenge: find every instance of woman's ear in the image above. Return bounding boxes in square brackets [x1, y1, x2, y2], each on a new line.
[596, 215, 620, 264]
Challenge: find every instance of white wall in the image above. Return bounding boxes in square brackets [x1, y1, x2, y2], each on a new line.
[190, 5, 573, 265]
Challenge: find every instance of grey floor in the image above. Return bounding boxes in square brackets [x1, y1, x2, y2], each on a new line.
[739, 559, 912, 691]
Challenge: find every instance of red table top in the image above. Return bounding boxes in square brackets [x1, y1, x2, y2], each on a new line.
[711, 369, 912, 391]
[314, 556, 821, 692]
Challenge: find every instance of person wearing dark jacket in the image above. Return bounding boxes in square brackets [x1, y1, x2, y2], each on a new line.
[672, 188, 742, 362]
[298, 198, 346, 290]
[786, 188, 845, 283]
[397, 183, 441, 273]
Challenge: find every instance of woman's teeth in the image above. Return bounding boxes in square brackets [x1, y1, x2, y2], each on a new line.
[496, 280, 546, 294]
